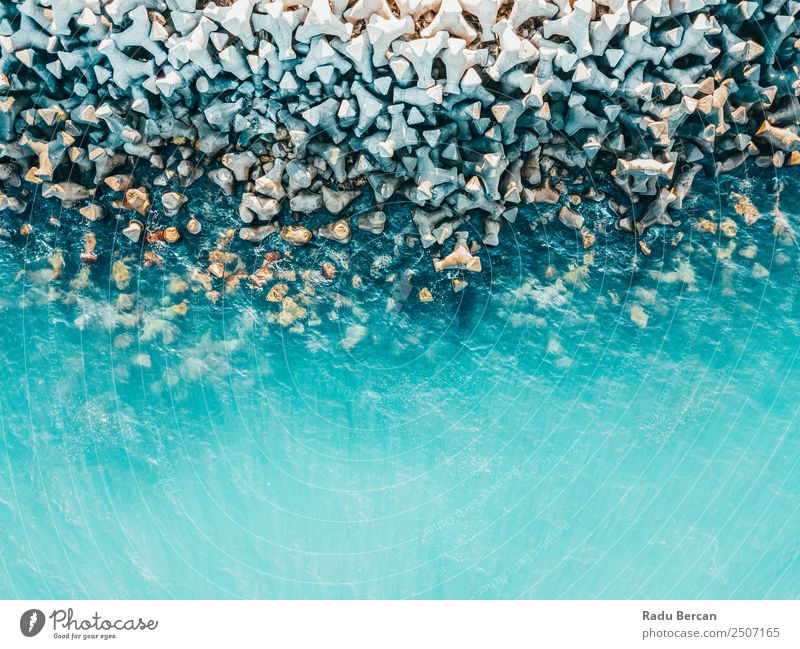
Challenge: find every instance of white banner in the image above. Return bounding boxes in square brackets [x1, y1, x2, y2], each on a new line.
[0, 601, 796, 648]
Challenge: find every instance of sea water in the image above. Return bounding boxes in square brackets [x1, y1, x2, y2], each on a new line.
[0, 166, 798, 599]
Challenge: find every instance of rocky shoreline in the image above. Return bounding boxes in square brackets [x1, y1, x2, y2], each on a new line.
[0, 0, 798, 274]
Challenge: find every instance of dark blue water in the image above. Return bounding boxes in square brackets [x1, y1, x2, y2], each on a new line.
[1, 166, 798, 598]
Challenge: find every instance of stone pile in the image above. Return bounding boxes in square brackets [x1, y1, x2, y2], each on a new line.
[0, 0, 798, 260]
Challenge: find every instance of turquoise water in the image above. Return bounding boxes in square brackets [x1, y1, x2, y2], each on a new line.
[1, 167, 799, 599]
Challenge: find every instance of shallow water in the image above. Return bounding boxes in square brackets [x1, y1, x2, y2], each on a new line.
[1, 166, 799, 599]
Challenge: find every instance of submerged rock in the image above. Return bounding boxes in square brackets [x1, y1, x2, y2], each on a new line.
[112, 261, 131, 290]
[629, 304, 649, 328]
[731, 193, 762, 226]
[266, 283, 289, 302]
[342, 324, 368, 350]
[558, 206, 584, 230]
[277, 297, 307, 326]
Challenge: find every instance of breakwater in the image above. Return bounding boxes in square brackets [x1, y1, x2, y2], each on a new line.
[0, 0, 798, 271]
